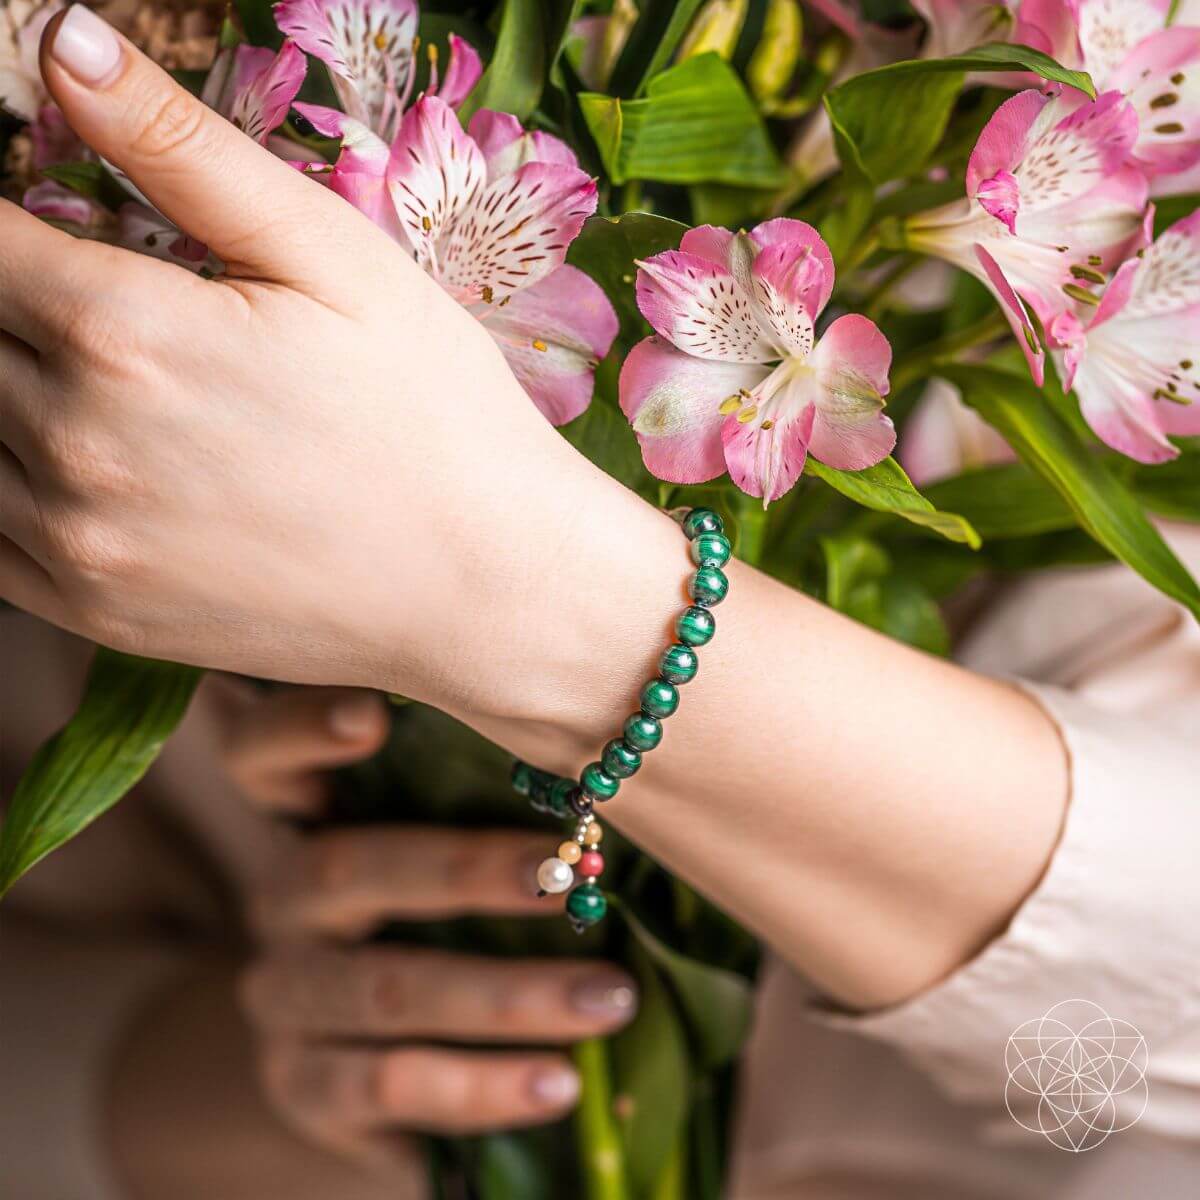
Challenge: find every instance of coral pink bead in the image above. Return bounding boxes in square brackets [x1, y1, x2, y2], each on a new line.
[579, 851, 604, 878]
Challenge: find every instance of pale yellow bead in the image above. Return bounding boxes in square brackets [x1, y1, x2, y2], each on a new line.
[558, 840, 582, 864]
[582, 823, 604, 846]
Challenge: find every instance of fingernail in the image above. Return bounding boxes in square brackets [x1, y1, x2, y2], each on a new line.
[570, 974, 638, 1019]
[49, 6, 122, 85]
[530, 1065, 580, 1107]
[329, 695, 381, 741]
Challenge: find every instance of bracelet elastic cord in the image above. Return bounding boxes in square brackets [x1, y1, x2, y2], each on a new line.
[510, 507, 731, 932]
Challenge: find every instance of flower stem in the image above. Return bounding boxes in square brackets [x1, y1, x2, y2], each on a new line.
[574, 1039, 630, 1200]
[889, 311, 1010, 395]
[649, 1132, 687, 1200]
[730, 492, 769, 564]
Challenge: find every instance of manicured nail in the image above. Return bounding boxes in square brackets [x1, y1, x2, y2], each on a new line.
[529, 1065, 580, 1107]
[570, 974, 638, 1019]
[329, 694, 381, 741]
[49, 6, 122, 85]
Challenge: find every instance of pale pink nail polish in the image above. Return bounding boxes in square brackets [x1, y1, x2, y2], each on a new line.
[50, 5, 122, 85]
[530, 1066, 581, 1107]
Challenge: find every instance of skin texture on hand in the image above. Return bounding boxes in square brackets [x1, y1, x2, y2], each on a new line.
[0, 11, 1070, 1015]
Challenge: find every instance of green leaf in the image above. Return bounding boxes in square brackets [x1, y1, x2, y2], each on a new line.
[620, 903, 754, 1069]
[476, 1135, 552, 1200]
[0, 650, 202, 898]
[1153, 195, 1199, 237]
[826, 45, 1093, 185]
[946, 364, 1200, 619]
[922, 463, 1077, 539]
[459, 0, 547, 120]
[806, 457, 982, 548]
[820, 535, 950, 655]
[39, 162, 130, 212]
[611, 941, 691, 1195]
[608, 0, 707, 97]
[580, 54, 788, 188]
[1127, 452, 1200, 522]
[567, 212, 689, 343]
[233, 0, 282, 47]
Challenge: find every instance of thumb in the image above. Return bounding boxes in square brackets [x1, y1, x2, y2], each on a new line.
[38, 5, 348, 282]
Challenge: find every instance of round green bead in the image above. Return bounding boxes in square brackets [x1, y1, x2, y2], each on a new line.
[676, 605, 716, 647]
[688, 566, 729, 607]
[623, 713, 663, 752]
[640, 678, 680, 719]
[581, 761, 620, 802]
[547, 776, 576, 817]
[566, 882, 607, 926]
[659, 643, 698, 685]
[602, 738, 641, 779]
[682, 507, 724, 539]
[690, 531, 731, 569]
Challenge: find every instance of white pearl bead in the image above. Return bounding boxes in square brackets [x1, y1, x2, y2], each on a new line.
[537, 857, 574, 894]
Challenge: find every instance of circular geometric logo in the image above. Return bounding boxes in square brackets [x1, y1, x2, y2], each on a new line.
[1005, 999, 1149, 1152]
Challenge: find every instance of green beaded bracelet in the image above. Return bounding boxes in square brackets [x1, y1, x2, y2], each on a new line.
[511, 507, 731, 932]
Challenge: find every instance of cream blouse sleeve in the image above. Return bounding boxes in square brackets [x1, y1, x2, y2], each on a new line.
[819, 532, 1200, 1140]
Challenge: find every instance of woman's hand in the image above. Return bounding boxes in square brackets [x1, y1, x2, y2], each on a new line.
[216, 684, 637, 1164]
[0, 8, 638, 707]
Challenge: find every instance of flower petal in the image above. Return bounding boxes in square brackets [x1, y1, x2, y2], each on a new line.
[635, 250, 776, 362]
[807, 313, 896, 470]
[115, 203, 217, 273]
[721, 396, 815, 506]
[749, 240, 825, 358]
[386, 95, 486, 270]
[275, 0, 418, 135]
[435, 34, 483, 110]
[467, 109, 580, 178]
[976, 168, 1020, 234]
[1077, 0, 1172, 86]
[293, 102, 404, 239]
[23, 179, 102, 227]
[201, 44, 274, 119]
[436, 160, 596, 301]
[1111, 27, 1200, 179]
[967, 89, 1048, 199]
[620, 336, 770, 483]
[749, 218, 836, 315]
[30, 103, 80, 169]
[678, 224, 735, 265]
[1123, 208, 1200, 318]
[226, 41, 306, 144]
[975, 243, 1047, 385]
[483, 265, 617, 425]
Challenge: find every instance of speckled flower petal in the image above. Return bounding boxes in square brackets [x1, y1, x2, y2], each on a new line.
[635, 249, 777, 363]
[225, 41, 306, 144]
[484, 265, 618, 425]
[275, 0, 418, 135]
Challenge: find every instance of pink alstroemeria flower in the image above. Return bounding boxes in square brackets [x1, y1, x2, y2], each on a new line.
[389, 99, 616, 423]
[1016, 0, 1200, 186]
[620, 221, 895, 505]
[912, 0, 1016, 59]
[1048, 210, 1200, 463]
[275, 0, 481, 142]
[906, 88, 1147, 384]
[0, 0, 60, 121]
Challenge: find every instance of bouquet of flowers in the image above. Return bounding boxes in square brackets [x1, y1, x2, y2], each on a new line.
[2, 0, 1198, 1195]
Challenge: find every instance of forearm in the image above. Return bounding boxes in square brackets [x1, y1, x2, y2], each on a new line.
[439, 465, 1069, 1010]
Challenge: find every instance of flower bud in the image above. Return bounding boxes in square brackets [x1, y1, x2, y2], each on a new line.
[748, 0, 803, 107]
[678, 0, 749, 62]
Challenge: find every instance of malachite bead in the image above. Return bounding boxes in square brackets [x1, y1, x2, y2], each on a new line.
[676, 605, 716, 647]
[581, 761, 620, 802]
[688, 566, 729, 607]
[602, 738, 642, 779]
[623, 713, 663, 752]
[566, 882, 607, 926]
[547, 776, 576, 817]
[690, 531, 731, 569]
[659, 643, 699, 685]
[641, 678, 680, 719]
[510, 760, 535, 796]
[682, 507, 724, 539]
